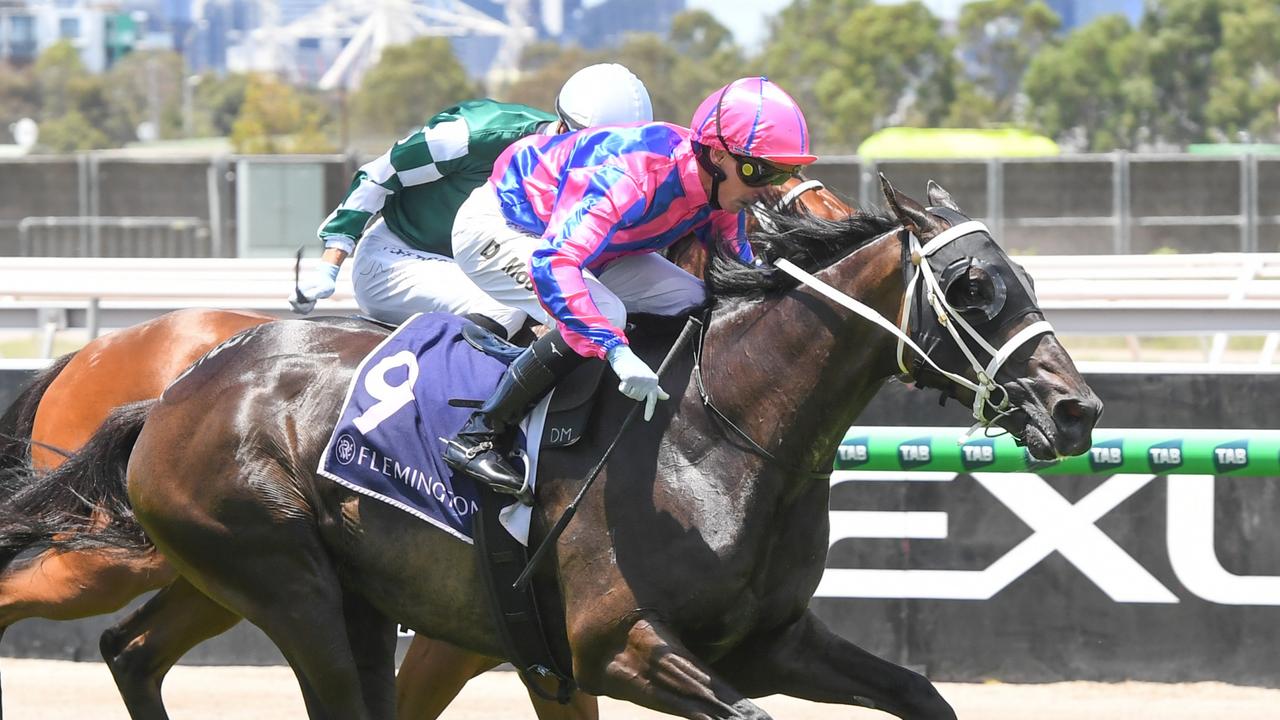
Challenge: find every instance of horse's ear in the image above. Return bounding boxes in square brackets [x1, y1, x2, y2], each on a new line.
[926, 180, 961, 212]
[880, 173, 946, 239]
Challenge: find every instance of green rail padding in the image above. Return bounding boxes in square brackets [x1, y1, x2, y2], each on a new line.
[836, 427, 1280, 476]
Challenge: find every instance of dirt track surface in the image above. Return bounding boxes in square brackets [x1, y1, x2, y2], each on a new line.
[4, 658, 1279, 719]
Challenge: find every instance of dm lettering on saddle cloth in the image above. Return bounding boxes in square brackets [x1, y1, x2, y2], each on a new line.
[318, 313, 546, 544]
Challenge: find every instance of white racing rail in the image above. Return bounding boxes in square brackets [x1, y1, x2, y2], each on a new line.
[3, 253, 1280, 360]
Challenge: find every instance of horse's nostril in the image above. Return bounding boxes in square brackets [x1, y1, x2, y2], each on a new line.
[1054, 397, 1098, 427]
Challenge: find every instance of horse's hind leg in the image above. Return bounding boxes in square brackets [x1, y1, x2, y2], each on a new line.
[99, 577, 240, 720]
[713, 609, 956, 720]
[140, 515, 389, 720]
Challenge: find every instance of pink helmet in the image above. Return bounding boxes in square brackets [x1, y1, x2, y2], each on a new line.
[689, 77, 817, 165]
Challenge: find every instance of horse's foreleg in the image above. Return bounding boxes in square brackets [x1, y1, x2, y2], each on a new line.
[394, 634, 599, 720]
[574, 614, 771, 720]
[713, 610, 956, 720]
[99, 577, 240, 720]
[342, 590, 397, 720]
[395, 635, 500, 719]
[525, 684, 599, 720]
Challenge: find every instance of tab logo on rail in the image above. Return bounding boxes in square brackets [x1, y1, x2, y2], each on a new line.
[1148, 439, 1183, 473]
[898, 437, 932, 469]
[960, 438, 995, 471]
[1212, 440, 1248, 473]
[1088, 439, 1124, 471]
[836, 437, 869, 467]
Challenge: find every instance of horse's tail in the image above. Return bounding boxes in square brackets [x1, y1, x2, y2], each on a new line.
[0, 399, 155, 571]
[0, 352, 77, 474]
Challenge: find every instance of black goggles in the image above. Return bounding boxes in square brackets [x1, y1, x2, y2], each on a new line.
[730, 153, 799, 187]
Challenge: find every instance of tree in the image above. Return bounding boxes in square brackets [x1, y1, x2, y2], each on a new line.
[350, 37, 477, 135]
[956, 0, 1060, 122]
[1141, 0, 1230, 144]
[759, 0, 871, 147]
[0, 62, 38, 133]
[500, 42, 593, 114]
[1022, 15, 1155, 151]
[660, 10, 746, 123]
[501, 11, 741, 126]
[37, 109, 109, 152]
[1204, 0, 1280, 142]
[231, 74, 334, 154]
[100, 50, 185, 143]
[192, 72, 250, 137]
[765, 1, 958, 152]
[30, 42, 112, 151]
[33, 41, 98, 119]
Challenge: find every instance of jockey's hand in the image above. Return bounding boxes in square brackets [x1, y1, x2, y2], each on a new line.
[607, 345, 669, 421]
[289, 262, 341, 314]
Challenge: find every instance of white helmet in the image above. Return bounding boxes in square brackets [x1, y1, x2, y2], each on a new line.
[555, 63, 654, 130]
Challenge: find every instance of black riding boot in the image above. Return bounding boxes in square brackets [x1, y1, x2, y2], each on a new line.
[443, 328, 584, 497]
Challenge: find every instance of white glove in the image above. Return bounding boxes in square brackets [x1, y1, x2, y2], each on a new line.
[289, 262, 341, 314]
[606, 345, 669, 421]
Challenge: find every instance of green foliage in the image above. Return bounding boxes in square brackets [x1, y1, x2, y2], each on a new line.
[1204, 0, 1280, 141]
[500, 11, 742, 126]
[956, 0, 1060, 122]
[100, 50, 185, 141]
[8, 1, 1280, 155]
[192, 72, 250, 136]
[1023, 15, 1154, 151]
[0, 62, 38, 134]
[768, 1, 958, 152]
[350, 37, 477, 135]
[231, 74, 334, 154]
[37, 110, 110, 152]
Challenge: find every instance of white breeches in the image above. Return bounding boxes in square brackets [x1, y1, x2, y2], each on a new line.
[450, 185, 706, 333]
[352, 218, 527, 335]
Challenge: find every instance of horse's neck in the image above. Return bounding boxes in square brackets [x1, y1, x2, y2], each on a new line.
[704, 232, 906, 473]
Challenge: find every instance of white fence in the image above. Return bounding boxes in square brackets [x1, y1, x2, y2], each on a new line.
[3, 253, 1280, 361]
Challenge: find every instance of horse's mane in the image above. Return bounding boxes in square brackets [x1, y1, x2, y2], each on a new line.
[707, 207, 900, 300]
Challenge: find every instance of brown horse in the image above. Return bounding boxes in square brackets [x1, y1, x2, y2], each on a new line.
[10, 178, 1099, 719]
[0, 178, 850, 719]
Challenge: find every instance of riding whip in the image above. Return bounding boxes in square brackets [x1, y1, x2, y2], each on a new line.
[292, 245, 307, 308]
[513, 314, 700, 590]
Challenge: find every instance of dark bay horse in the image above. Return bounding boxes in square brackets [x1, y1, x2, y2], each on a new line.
[0, 178, 851, 719]
[25, 178, 1099, 719]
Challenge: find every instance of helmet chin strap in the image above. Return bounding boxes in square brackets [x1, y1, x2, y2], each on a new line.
[694, 143, 726, 210]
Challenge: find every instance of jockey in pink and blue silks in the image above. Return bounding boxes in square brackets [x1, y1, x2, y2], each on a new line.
[444, 77, 818, 496]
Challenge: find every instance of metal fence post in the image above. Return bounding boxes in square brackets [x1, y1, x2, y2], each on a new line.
[987, 158, 1004, 244]
[1243, 153, 1259, 253]
[1112, 151, 1130, 254]
[208, 156, 225, 257]
[76, 153, 90, 251]
[88, 152, 102, 256]
[859, 160, 876, 210]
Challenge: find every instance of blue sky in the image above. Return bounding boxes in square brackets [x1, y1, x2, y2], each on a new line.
[686, 0, 968, 47]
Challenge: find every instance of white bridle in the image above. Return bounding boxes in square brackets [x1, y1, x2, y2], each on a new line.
[773, 220, 1054, 432]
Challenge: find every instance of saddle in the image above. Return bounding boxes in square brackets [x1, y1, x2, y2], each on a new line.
[461, 323, 607, 449]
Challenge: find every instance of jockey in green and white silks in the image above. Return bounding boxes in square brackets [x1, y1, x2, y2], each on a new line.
[289, 63, 654, 339]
